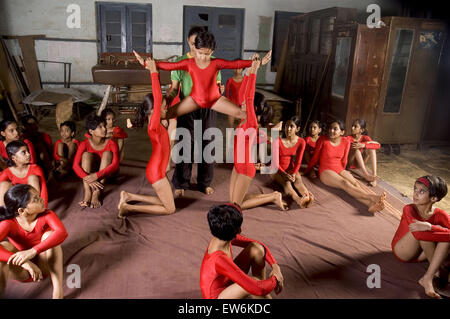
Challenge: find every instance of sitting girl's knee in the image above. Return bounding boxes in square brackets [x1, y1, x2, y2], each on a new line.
[249, 242, 265, 258]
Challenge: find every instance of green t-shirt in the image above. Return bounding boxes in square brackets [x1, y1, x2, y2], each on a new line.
[171, 52, 222, 99]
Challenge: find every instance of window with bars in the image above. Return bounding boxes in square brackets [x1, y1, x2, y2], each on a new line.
[96, 2, 152, 54]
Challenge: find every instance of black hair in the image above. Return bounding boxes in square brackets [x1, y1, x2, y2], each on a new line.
[0, 184, 33, 222]
[6, 140, 28, 167]
[309, 120, 324, 134]
[133, 93, 155, 128]
[85, 113, 105, 133]
[100, 108, 116, 121]
[207, 204, 243, 241]
[20, 114, 38, 127]
[328, 119, 345, 132]
[188, 26, 207, 38]
[60, 120, 76, 134]
[283, 116, 301, 137]
[353, 119, 368, 136]
[417, 175, 448, 202]
[0, 120, 17, 141]
[254, 92, 273, 128]
[194, 31, 216, 51]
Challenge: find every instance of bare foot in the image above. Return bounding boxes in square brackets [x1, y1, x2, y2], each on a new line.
[90, 190, 102, 208]
[118, 191, 129, 210]
[301, 192, 315, 208]
[174, 189, 184, 198]
[203, 186, 214, 195]
[418, 276, 442, 299]
[369, 179, 378, 187]
[368, 192, 386, 213]
[79, 201, 90, 208]
[274, 192, 288, 211]
[117, 202, 128, 219]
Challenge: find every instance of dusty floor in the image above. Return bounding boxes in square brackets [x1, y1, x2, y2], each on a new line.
[35, 105, 450, 212]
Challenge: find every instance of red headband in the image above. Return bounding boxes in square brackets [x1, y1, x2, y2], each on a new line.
[225, 202, 242, 214]
[417, 177, 430, 188]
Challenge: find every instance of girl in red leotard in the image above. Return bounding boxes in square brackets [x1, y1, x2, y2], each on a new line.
[391, 175, 450, 299]
[200, 203, 284, 299]
[0, 120, 36, 170]
[0, 184, 67, 299]
[53, 121, 79, 179]
[270, 116, 314, 208]
[302, 120, 323, 169]
[0, 141, 48, 207]
[72, 114, 119, 208]
[304, 120, 386, 213]
[101, 108, 128, 162]
[136, 31, 257, 120]
[225, 68, 244, 153]
[346, 119, 380, 186]
[117, 57, 175, 218]
[229, 54, 287, 211]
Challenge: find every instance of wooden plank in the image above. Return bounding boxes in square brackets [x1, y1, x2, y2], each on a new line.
[18, 36, 42, 92]
[0, 41, 24, 112]
[273, 37, 288, 93]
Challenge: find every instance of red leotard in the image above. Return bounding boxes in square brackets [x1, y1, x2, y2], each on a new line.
[305, 135, 351, 177]
[200, 234, 278, 299]
[347, 135, 380, 150]
[305, 136, 318, 157]
[156, 58, 252, 108]
[112, 126, 128, 139]
[0, 164, 48, 207]
[146, 72, 170, 185]
[72, 139, 119, 179]
[0, 140, 37, 164]
[225, 78, 244, 106]
[53, 139, 80, 162]
[275, 137, 306, 175]
[0, 210, 67, 282]
[391, 204, 450, 262]
[234, 74, 257, 178]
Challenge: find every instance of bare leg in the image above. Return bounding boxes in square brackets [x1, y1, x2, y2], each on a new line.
[211, 96, 246, 119]
[218, 242, 272, 299]
[272, 172, 303, 207]
[354, 150, 376, 182]
[91, 151, 113, 208]
[293, 172, 314, 208]
[241, 191, 287, 211]
[366, 149, 378, 186]
[0, 242, 30, 297]
[0, 181, 12, 206]
[346, 148, 357, 168]
[80, 152, 94, 206]
[393, 231, 423, 262]
[165, 97, 200, 119]
[320, 170, 384, 211]
[229, 167, 238, 202]
[37, 231, 64, 299]
[418, 241, 450, 298]
[118, 177, 175, 217]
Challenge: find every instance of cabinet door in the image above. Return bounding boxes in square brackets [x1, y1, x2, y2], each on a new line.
[98, 3, 126, 53]
[126, 4, 152, 53]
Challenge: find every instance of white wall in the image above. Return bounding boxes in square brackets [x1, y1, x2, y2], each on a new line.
[0, 0, 400, 97]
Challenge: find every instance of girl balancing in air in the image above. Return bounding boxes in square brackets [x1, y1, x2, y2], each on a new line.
[0, 120, 36, 170]
[304, 120, 386, 213]
[270, 116, 314, 208]
[0, 184, 67, 299]
[0, 141, 48, 207]
[391, 175, 450, 299]
[346, 119, 380, 186]
[117, 56, 175, 218]
[200, 203, 284, 299]
[134, 31, 257, 120]
[229, 54, 287, 211]
[72, 114, 119, 208]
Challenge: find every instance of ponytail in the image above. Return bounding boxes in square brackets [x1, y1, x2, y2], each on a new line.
[133, 94, 154, 128]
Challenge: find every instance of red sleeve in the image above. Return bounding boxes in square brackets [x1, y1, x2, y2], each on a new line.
[0, 221, 14, 262]
[96, 140, 119, 179]
[305, 136, 325, 174]
[290, 138, 306, 175]
[42, 133, 52, 151]
[149, 72, 162, 131]
[72, 140, 88, 178]
[24, 139, 36, 164]
[215, 254, 277, 296]
[156, 59, 189, 71]
[32, 211, 68, 255]
[215, 59, 252, 70]
[231, 234, 277, 266]
[30, 165, 48, 207]
[113, 126, 128, 139]
[53, 140, 61, 161]
[341, 137, 351, 169]
[0, 169, 10, 182]
[361, 136, 380, 150]
[403, 205, 450, 242]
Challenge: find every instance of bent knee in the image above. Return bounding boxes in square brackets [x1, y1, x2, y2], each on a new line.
[248, 242, 265, 259]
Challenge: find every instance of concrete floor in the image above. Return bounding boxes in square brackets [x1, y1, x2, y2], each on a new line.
[36, 106, 450, 212]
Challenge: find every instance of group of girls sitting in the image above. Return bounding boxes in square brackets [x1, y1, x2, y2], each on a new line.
[0, 27, 448, 299]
